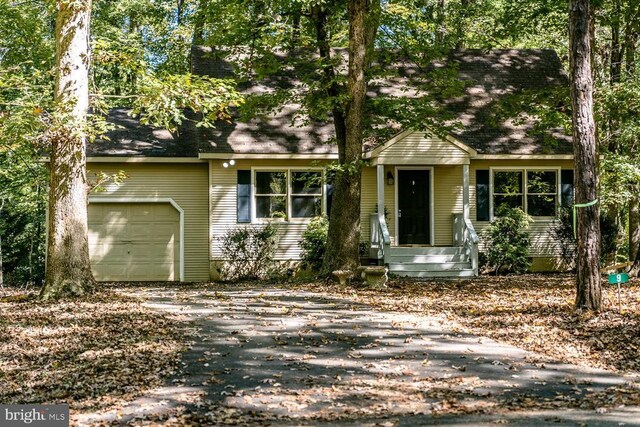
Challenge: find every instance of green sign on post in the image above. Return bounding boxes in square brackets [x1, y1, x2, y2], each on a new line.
[608, 273, 629, 284]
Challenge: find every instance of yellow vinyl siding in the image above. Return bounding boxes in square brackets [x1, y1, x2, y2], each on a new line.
[87, 162, 210, 281]
[469, 159, 574, 259]
[359, 165, 464, 247]
[374, 131, 470, 165]
[433, 166, 464, 246]
[209, 159, 331, 263]
[360, 167, 377, 246]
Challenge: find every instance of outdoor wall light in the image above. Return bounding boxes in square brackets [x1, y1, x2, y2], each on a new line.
[222, 159, 236, 168]
[387, 171, 394, 186]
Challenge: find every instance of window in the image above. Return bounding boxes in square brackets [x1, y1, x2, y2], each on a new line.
[291, 171, 322, 218]
[255, 171, 287, 219]
[492, 169, 558, 217]
[254, 169, 323, 220]
[493, 171, 523, 212]
[526, 171, 557, 217]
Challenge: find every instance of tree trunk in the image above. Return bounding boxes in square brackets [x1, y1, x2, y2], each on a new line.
[625, 9, 640, 276]
[436, 0, 446, 44]
[569, 0, 601, 311]
[176, 0, 184, 27]
[610, 0, 623, 86]
[455, 0, 472, 49]
[630, 190, 640, 276]
[41, 0, 96, 301]
[321, 0, 377, 274]
[0, 198, 4, 287]
[605, 1, 622, 265]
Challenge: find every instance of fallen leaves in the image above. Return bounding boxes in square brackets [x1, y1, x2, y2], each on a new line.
[296, 274, 640, 375]
[0, 288, 187, 414]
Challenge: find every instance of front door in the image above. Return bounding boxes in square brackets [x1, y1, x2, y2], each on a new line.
[397, 169, 431, 245]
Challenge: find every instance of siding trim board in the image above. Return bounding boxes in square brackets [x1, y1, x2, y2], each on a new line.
[201, 153, 338, 160]
[474, 154, 574, 160]
[88, 196, 185, 281]
[87, 157, 206, 163]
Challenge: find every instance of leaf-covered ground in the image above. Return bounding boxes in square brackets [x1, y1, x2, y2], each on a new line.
[0, 288, 188, 414]
[2, 275, 640, 426]
[80, 279, 640, 425]
[299, 274, 640, 375]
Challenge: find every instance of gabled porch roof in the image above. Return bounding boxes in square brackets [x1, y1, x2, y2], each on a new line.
[363, 130, 477, 165]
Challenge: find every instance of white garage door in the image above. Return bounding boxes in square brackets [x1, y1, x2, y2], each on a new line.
[88, 202, 180, 281]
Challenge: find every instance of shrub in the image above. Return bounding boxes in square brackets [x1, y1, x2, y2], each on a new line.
[551, 206, 576, 270]
[219, 223, 279, 281]
[483, 207, 532, 274]
[552, 205, 620, 270]
[299, 216, 329, 271]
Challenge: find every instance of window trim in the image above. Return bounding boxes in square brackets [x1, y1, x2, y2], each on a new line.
[489, 166, 561, 220]
[251, 167, 326, 223]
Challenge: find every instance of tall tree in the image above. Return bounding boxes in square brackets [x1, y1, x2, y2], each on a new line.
[569, 0, 601, 311]
[41, 0, 95, 300]
[0, 198, 4, 287]
[321, 0, 379, 273]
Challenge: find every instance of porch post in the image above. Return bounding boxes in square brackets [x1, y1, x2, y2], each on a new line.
[463, 163, 470, 220]
[376, 164, 384, 217]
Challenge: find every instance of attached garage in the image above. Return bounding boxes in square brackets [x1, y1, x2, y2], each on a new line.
[88, 200, 183, 281]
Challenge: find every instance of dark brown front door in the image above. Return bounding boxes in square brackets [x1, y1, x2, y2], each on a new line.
[398, 169, 431, 245]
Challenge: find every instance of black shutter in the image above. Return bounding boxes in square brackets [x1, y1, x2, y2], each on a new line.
[237, 170, 251, 223]
[326, 180, 334, 219]
[561, 169, 574, 207]
[476, 170, 490, 221]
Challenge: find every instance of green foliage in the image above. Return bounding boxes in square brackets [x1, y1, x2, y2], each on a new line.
[219, 223, 280, 281]
[0, 147, 47, 285]
[299, 216, 329, 271]
[551, 206, 621, 270]
[131, 73, 243, 131]
[482, 207, 532, 275]
[551, 206, 576, 270]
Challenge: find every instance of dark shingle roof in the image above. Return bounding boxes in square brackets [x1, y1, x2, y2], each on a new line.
[87, 109, 199, 157]
[443, 49, 571, 154]
[88, 47, 571, 158]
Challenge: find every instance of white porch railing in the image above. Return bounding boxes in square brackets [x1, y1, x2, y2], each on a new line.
[453, 213, 479, 274]
[370, 213, 391, 265]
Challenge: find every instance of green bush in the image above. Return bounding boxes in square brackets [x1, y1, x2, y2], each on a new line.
[299, 216, 329, 271]
[552, 205, 620, 270]
[483, 207, 532, 274]
[551, 206, 576, 270]
[219, 223, 279, 281]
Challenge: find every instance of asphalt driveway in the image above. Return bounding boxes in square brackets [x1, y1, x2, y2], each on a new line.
[78, 285, 640, 426]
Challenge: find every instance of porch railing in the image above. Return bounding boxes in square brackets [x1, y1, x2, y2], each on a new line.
[453, 213, 479, 274]
[370, 213, 391, 265]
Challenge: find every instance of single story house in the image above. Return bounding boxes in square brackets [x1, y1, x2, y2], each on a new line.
[86, 47, 574, 281]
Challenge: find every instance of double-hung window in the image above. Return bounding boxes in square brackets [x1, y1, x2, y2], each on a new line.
[492, 169, 559, 218]
[254, 169, 323, 220]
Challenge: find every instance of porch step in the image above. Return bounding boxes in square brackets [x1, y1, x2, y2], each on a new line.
[388, 254, 469, 263]
[389, 268, 477, 278]
[389, 262, 471, 273]
[389, 246, 465, 256]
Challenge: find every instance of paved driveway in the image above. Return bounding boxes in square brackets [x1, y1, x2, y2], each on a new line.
[79, 286, 640, 426]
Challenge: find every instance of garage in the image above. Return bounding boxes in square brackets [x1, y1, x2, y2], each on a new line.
[88, 201, 182, 281]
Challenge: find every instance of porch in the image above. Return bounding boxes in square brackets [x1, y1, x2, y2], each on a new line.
[368, 163, 479, 278]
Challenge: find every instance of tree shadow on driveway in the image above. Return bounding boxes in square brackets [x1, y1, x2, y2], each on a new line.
[77, 285, 640, 426]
